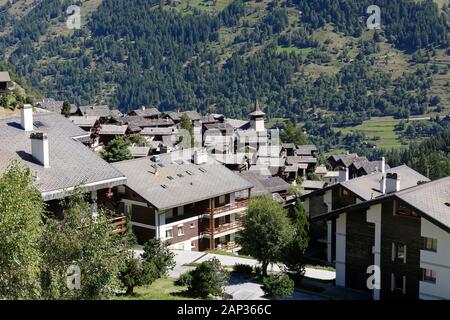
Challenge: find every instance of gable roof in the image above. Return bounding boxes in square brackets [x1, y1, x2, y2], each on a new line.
[78, 105, 121, 118]
[0, 113, 126, 200]
[132, 107, 161, 118]
[112, 150, 253, 210]
[238, 171, 290, 198]
[99, 124, 128, 135]
[166, 111, 202, 122]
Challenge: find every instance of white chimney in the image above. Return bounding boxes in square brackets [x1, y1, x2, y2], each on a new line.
[30, 132, 50, 168]
[338, 167, 349, 183]
[21, 104, 34, 131]
[380, 175, 386, 194]
[194, 150, 208, 165]
[386, 173, 400, 194]
[141, 106, 146, 111]
[378, 157, 386, 173]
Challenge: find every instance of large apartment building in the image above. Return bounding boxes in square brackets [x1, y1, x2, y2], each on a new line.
[311, 176, 450, 300]
[112, 149, 253, 252]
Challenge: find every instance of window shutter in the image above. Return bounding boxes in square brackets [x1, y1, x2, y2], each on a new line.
[391, 243, 395, 261]
[391, 274, 395, 291]
[402, 276, 406, 294]
[403, 245, 407, 263]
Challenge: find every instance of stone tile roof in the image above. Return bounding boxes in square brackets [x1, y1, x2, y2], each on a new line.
[0, 113, 126, 200]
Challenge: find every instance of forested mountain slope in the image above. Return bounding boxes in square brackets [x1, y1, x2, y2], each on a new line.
[0, 0, 448, 120]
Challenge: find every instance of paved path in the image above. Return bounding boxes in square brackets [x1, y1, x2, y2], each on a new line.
[168, 250, 335, 281]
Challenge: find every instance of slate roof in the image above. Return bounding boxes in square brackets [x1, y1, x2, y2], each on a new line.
[303, 180, 327, 190]
[35, 98, 78, 114]
[121, 115, 174, 128]
[112, 150, 253, 210]
[128, 146, 150, 158]
[225, 118, 249, 129]
[395, 176, 450, 229]
[69, 116, 100, 127]
[141, 127, 177, 136]
[99, 124, 128, 135]
[0, 113, 126, 200]
[132, 107, 161, 118]
[238, 171, 290, 198]
[296, 145, 318, 156]
[286, 156, 317, 165]
[166, 111, 202, 122]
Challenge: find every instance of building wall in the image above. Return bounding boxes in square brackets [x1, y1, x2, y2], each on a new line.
[420, 218, 450, 300]
[345, 209, 374, 292]
[335, 213, 347, 286]
[380, 200, 421, 300]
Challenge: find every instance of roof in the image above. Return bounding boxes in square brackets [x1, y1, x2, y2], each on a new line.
[121, 115, 174, 128]
[69, 116, 100, 127]
[0, 71, 11, 82]
[238, 171, 290, 198]
[315, 165, 328, 175]
[257, 145, 282, 157]
[281, 143, 295, 149]
[132, 107, 161, 118]
[166, 111, 202, 122]
[303, 180, 327, 190]
[225, 118, 249, 129]
[128, 146, 150, 158]
[341, 165, 429, 201]
[112, 150, 253, 210]
[396, 176, 450, 230]
[141, 127, 177, 136]
[99, 124, 128, 135]
[0, 113, 126, 200]
[212, 153, 248, 165]
[286, 156, 317, 165]
[35, 99, 78, 114]
[296, 145, 318, 155]
[78, 105, 121, 118]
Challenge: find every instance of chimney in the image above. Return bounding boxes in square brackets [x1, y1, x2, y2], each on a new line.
[380, 175, 386, 194]
[338, 167, 349, 183]
[194, 149, 208, 165]
[378, 157, 386, 173]
[30, 132, 50, 168]
[21, 104, 34, 131]
[386, 173, 400, 194]
[141, 106, 146, 111]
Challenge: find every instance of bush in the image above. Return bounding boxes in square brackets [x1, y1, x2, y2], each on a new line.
[254, 266, 262, 276]
[142, 239, 176, 278]
[175, 271, 193, 286]
[118, 255, 158, 295]
[233, 264, 253, 275]
[262, 274, 294, 299]
[188, 258, 230, 298]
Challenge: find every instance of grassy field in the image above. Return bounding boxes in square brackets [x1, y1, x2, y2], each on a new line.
[335, 117, 405, 150]
[117, 277, 198, 300]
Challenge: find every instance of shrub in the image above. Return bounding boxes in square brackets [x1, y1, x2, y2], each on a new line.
[188, 258, 230, 298]
[262, 274, 294, 299]
[254, 266, 262, 276]
[233, 263, 253, 275]
[118, 255, 158, 295]
[175, 271, 193, 286]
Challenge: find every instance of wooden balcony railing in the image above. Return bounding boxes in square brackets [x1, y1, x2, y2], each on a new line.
[206, 199, 249, 215]
[203, 219, 243, 235]
[217, 242, 241, 251]
[109, 215, 127, 235]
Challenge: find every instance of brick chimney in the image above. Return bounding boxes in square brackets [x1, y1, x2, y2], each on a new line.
[30, 132, 50, 168]
[21, 104, 34, 131]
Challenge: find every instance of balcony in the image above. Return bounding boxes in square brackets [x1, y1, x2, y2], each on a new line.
[110, 215, 127, 235]
[206, 199, 249, 216]
[217, 242, 241, 252]
[203, 219, 243, 237]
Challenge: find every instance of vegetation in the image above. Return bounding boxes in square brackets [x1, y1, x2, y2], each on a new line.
[118, 254, 158, 295]
[175, 271, 193, 287]
[232, 263, 254, 275]
[100, 137, 133, 163]
[237, 196, 294, 276]
[281, 121, 308, 145]
[61, 101, 71, 118]
[188, 258, 230, 298]
[262, 273, 294, 299]
[141, 239, 176, 278]
[0, 162, 43, 299]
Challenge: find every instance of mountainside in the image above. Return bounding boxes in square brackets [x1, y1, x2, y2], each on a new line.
[0, 0, 449, 120]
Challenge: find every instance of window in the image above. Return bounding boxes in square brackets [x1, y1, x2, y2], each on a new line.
[190, 222, 195, 229]
[391, 274, 406, 294]
[124, 203, 132, 216]
[165, 228, 173, 239]
[395, 201, 419, 218]
[178, 206, 184, 216]
[165, 209, 173, 219]
[423, 237, 437, 252]
[392, 243, 407, 263]
[218, 195, 226, 205]
[177, 225, 184, 236]
[421, 269, 436, 284]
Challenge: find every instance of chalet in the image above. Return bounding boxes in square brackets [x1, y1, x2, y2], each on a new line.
[0, 71, 12, 94]
[165, 111, 202, 123]
[120, 115, 175, 130]
[128, 146, 151, 158]
[311, 176, 450, 300]
[212, 152, 249, 172]
[0, 105, 127, 228]
[296, 145, 318, 157]
[69, 115, 100, 132]
[76, 105, 123, 121]
[281, 143, 296, 157]
[328, 153, 359, 169]
[97, 124, 129, 145]
[112, 149, 253, 252]
[300, 164, 429, 262]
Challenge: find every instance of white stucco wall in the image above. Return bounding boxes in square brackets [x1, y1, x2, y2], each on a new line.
[420, 218, 450, 300]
